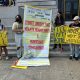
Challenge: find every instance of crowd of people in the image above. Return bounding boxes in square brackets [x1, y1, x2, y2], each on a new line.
[0, 12, 80, 60]
[0, 0, 16, 6]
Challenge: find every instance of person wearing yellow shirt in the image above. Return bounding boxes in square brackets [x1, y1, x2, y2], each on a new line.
[0, 19, 9, 60]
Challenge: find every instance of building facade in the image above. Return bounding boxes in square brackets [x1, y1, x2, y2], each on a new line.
[0, 0, 80, 40]
[0, 0, 58, 26]
[0, 0, 80, 55]
[58, 0, 80, 21]
[0, 0, 80, 26]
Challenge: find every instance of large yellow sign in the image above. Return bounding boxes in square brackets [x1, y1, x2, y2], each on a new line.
[53, 26, 69, 44]
[0, 31, 8, 46]
[65, 27, 80, 44]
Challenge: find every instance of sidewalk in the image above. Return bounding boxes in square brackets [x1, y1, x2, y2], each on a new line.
[0, 53, 80, 80]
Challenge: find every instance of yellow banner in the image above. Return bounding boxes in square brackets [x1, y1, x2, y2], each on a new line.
[53, 26, 69, 44]
[0, 31, 8, 46]
[65, 27, 80, 44]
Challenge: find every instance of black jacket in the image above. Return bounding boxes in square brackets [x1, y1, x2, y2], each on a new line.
[54, 16, 64, 26]
[69, 23, 80, 27]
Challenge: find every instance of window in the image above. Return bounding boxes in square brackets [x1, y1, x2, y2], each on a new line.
[58, 0, 79, 21]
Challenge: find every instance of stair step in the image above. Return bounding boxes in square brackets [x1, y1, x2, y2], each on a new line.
[8, 43, 16, 45]
[8, 51, 16, 54]
[7, 47, 16, 50]
[2, 51, 16, 54]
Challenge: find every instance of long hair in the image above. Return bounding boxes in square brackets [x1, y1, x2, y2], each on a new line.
[55, 12, 64, 25]
[15, 15, 22, 23]
[56, 12, 64, 19]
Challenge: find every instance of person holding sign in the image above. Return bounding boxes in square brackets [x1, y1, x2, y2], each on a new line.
[53, 12, 64, 51]
[12, 15, 23, 59]
[0, 19, 9, 60]
[69, 16, 80, 60]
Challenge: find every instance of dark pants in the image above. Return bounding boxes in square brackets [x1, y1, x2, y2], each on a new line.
[13, 0, 15, 6]
[53, 44, 62, 49]
[0, 46, 8, 57]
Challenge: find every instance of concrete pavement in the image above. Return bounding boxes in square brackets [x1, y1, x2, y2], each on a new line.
[0, 51, 80, 80]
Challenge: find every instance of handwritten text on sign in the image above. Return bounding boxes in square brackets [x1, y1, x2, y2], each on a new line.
[65, 27, 80, 44]
[53, 26, 68, 44]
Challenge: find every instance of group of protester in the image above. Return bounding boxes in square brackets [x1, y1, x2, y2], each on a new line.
[53, 12, 80, 60]
[0, 15, 23, 60]
[2, 0, 15, 6]
[0, 12, 80, 60]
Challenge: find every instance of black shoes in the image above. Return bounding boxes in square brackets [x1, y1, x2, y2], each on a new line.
[69, 56, 73, 60]
[69, 55, 79, 60]
[75, 57, 79, 60]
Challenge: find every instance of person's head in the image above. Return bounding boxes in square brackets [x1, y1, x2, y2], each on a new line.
[57, 12, 62, 17]
[73, 16, 80, 24]
[15, 15, 22, 23]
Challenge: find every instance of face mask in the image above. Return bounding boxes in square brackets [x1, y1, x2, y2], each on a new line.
[16, 18, 19, 21]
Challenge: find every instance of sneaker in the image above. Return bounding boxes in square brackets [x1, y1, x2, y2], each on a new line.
[5, 56, 9, 60]
[75, 57, 79, 60]
[69, 56, 73, 60]
[17, 56, 21, 59]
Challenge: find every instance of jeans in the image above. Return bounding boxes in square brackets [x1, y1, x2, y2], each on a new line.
[15, 34, 22, 47]
[15, 33, 23, 58]
[70, 44, 79, 57]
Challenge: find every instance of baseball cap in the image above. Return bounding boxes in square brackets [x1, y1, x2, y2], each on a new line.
[73, 16, 79, 20]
